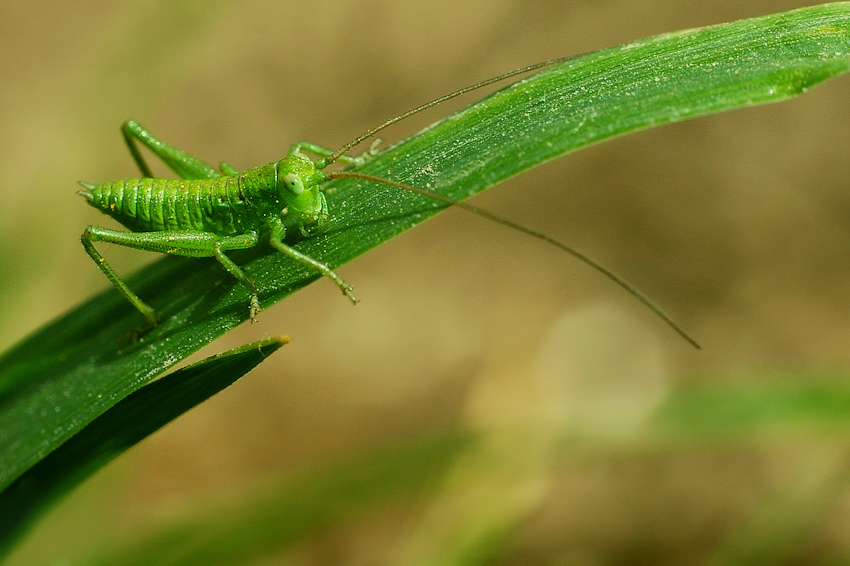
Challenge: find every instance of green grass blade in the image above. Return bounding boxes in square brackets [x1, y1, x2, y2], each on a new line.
[0, 336, 288, 557]
[1, 2, 850, 513]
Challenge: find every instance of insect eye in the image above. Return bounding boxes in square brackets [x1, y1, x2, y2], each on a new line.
[282, 173, 305, 195]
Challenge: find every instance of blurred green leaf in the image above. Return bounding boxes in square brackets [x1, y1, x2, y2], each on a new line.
[1, 2, 850, 556]
[650, 372, 850, 440]
[0, 336, 289, 558]
[60, 372, 850, 566]
[85, 431, 471, 566]
[651, 373, 850, 565]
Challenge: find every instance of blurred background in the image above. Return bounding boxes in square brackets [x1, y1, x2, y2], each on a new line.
[4, 0, 850, 564]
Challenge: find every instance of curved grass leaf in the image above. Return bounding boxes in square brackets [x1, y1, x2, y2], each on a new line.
[1, 0, 850, 533]
[0, 336, 288, 557]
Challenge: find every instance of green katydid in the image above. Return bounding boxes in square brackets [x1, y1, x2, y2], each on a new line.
[78, 54, 700, 349]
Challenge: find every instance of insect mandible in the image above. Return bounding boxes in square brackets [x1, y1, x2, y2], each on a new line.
[78, 54, 700, 349]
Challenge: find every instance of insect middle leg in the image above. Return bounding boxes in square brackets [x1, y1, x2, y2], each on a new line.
[121, 119, 237, 180]
[82, 226, 261, 325]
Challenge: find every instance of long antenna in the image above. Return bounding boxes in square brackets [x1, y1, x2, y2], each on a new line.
[319, 53, 590, 168]
[327, 170, 701, 350]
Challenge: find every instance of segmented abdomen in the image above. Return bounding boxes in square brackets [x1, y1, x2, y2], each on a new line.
[83, 176, 254, 235]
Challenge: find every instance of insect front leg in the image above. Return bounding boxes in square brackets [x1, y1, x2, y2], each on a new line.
[268, 220, 357, 303]
[82, 226, 261, 324]
[121, 119, 227, 180]
[289, 141, 377, 168]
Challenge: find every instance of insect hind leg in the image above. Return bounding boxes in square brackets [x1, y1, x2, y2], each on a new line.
[82, 226, 158, 328]
[121, 119, 223, 180]
[83, 226, 262, 323]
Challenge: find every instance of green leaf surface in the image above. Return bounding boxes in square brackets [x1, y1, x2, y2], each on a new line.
[1, 1, 850, 513]
[0, 336, 288, 557]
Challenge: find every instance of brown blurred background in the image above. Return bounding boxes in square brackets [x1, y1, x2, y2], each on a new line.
[3, 0, 850, 564]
